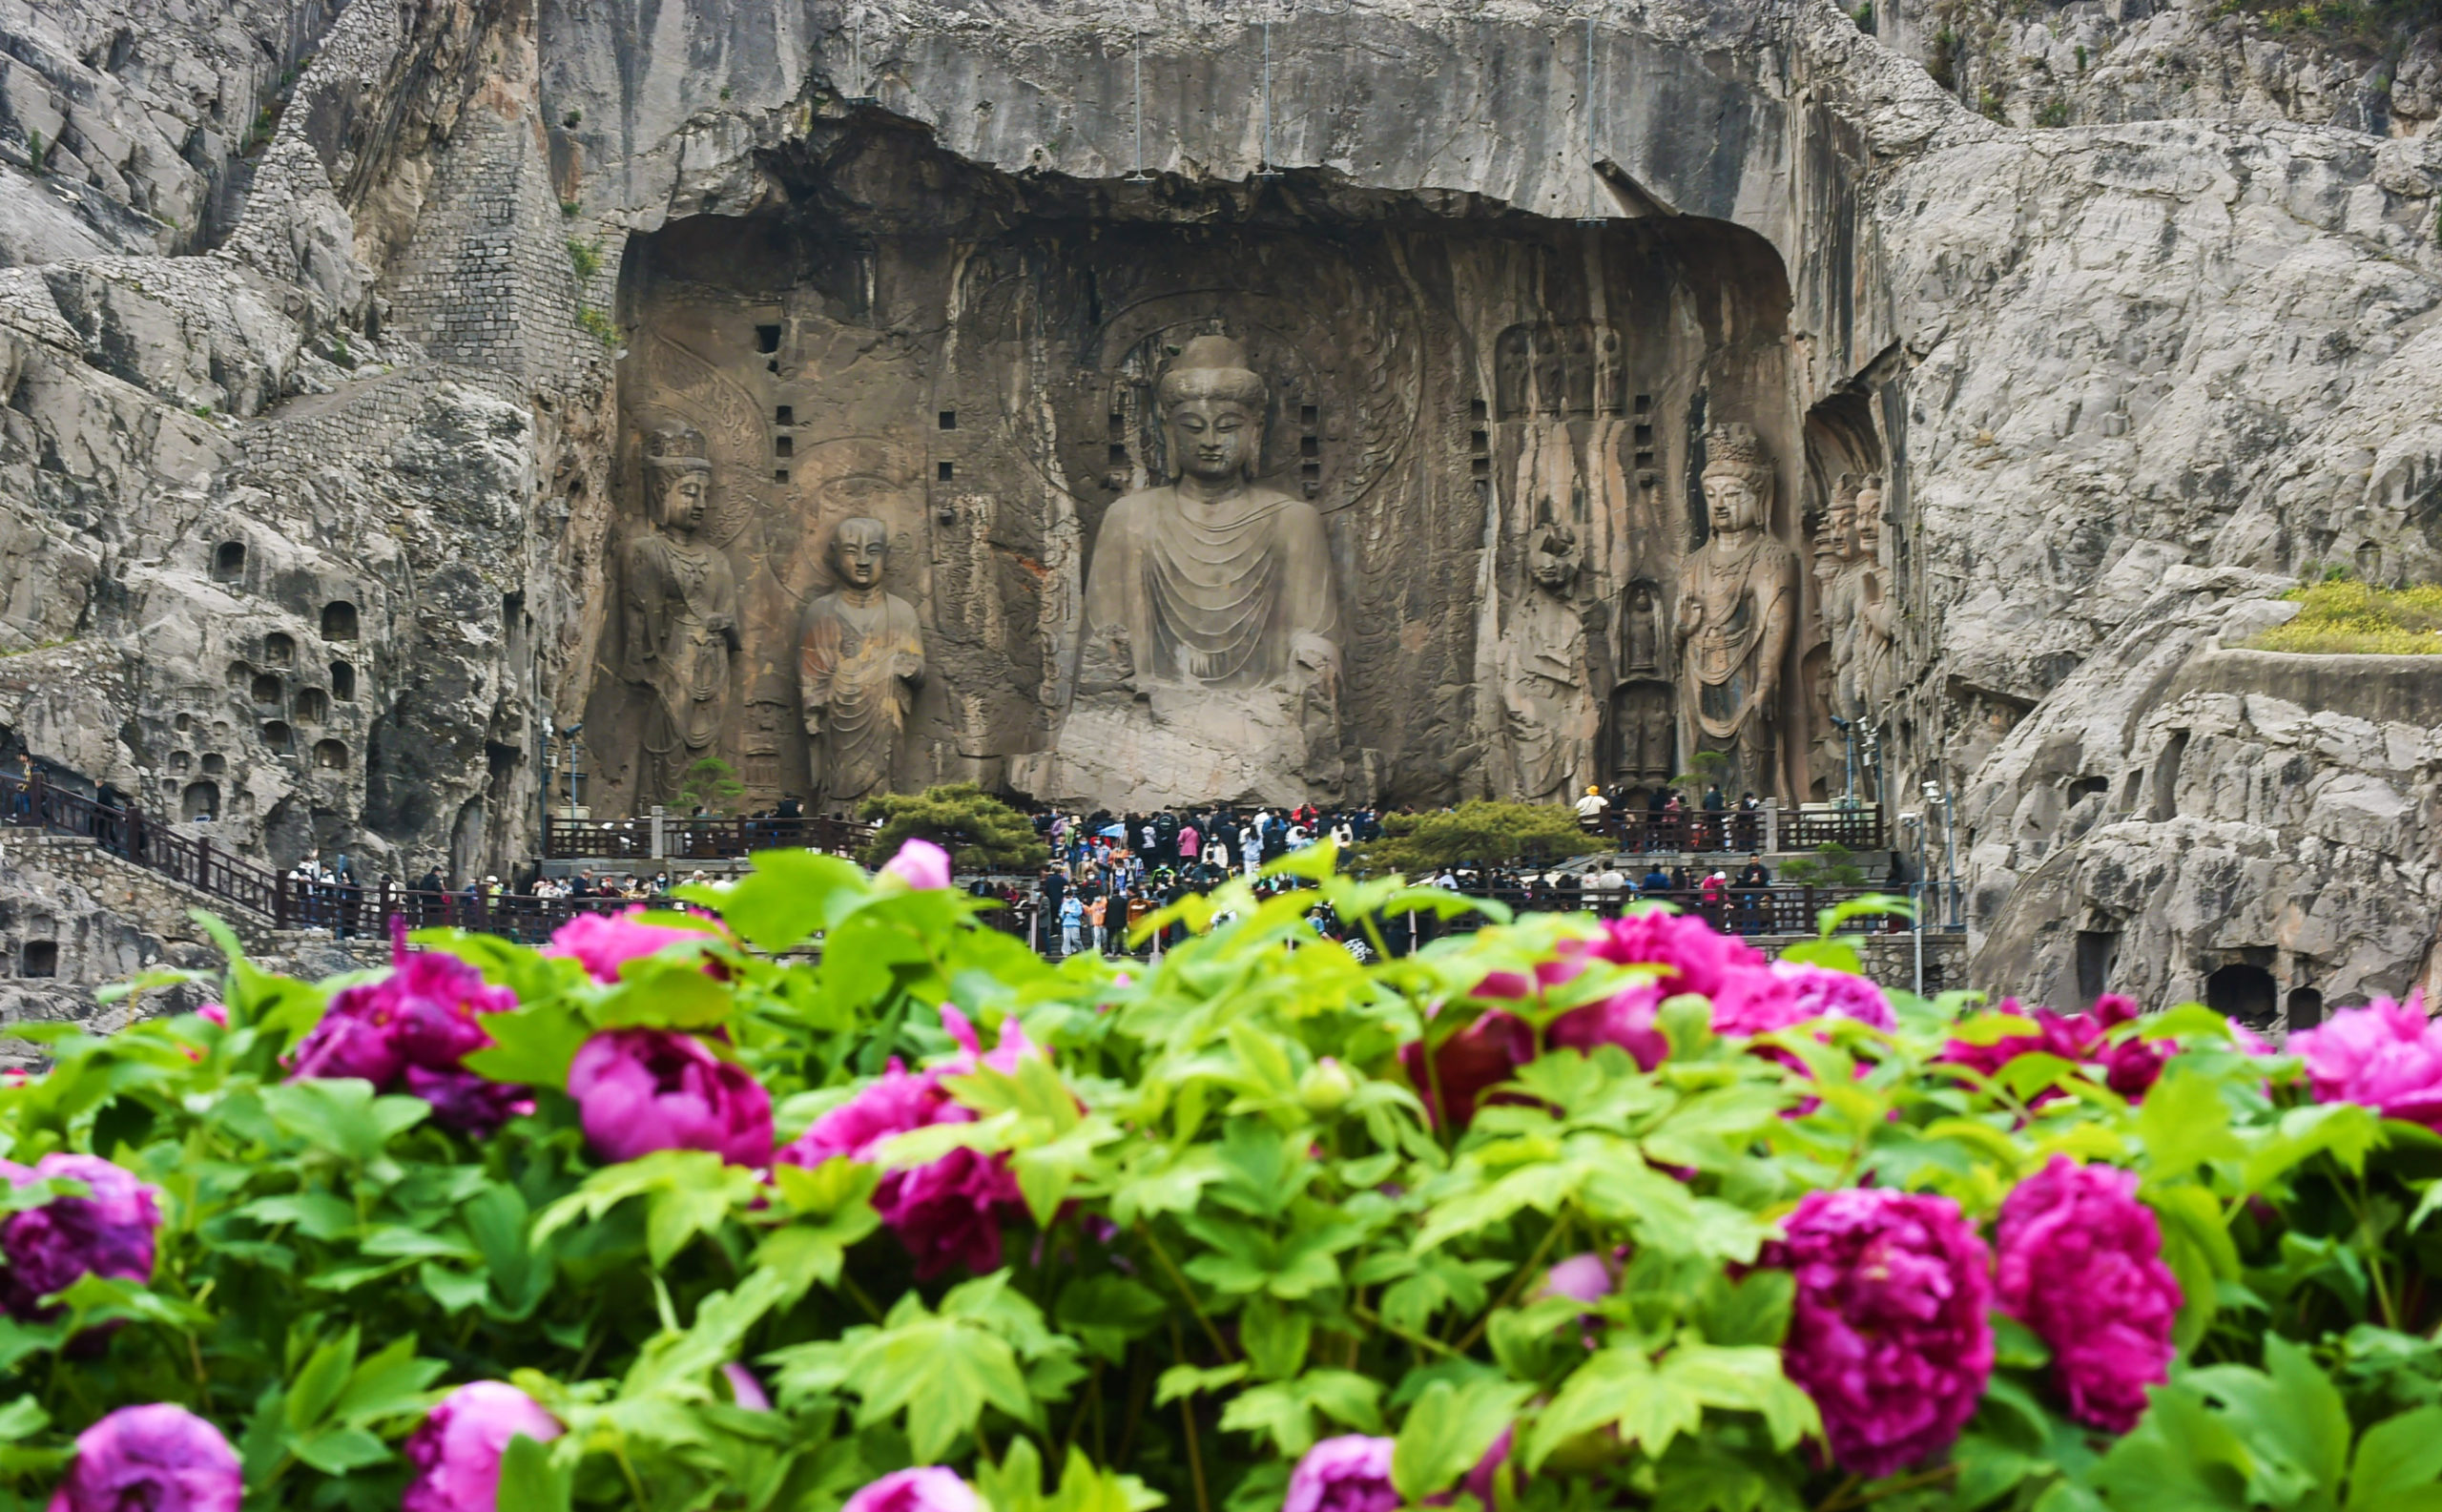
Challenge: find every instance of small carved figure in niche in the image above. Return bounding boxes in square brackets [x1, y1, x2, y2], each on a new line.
[1496, 523, 1598, 805]
[1675, 423, 1798, 798]
[1079, 334, 1343, 784]
[742, 671, 792, 794]
[1610, 680, 1675, 784]
[1623, 581, 1664, 673]
[799, 517, 926, 810]
[624, 419, 740, 805]
[1852, 474, 1897, 713]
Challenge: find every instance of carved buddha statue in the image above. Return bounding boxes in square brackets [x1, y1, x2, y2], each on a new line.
[1048, 334, 1348, 806]
[1496, 521, 1598, 805]
[622, 419, 740, 805]
[1080, 335, 1343, 698]
[798, 516, 925, 809]
[1674, 423, 1797, 798]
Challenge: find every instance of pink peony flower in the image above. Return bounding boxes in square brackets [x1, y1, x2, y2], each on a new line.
[777, 1008, 1041, 1275]
[1586, 909, 1767, 1002]
[1542, 1252, 1615, 1303]
[45, 1402, 240, 1512]
[1, 1154, 162, 1320]
[1756, 962, 1897, 1032]
[1547, 984, 1671, 1071]
[195, 1004, 229, 1028]
[1938, 997, 2171, 1105]
[1764, 1188, 1993, 1479]
[544, 907, 719, 984]
[1284, 1435, 1398, 1512]
[841, 1467, 983, 1512]
[880, 838, 954, 890]
[402, 1381, 563, 1512]
[1400, 1009, 1536, 1129]
[1995, 1157, 2181, 1432]
[2290, 996, 2442, 1129]
[567, 1028, 774, 1167]
[287, 919, 524, 1131]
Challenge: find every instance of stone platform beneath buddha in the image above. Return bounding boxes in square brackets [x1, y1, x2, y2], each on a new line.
[1013, 683, 1328, 811]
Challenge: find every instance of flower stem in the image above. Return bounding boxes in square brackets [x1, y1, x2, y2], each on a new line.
[1170, 1316, 1212, 1512]
[1139, 1222, 1235, 1360]
[1452, 1207, 1572, 1355]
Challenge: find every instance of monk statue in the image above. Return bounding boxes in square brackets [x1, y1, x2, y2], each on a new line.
[623, 419, 740, 805]
[1495, 522, 1598, 805]
[1042, 334, 1348, 807]
[1675, 423, 1797, 799]
[1816, 473, 1865, 722]
[1852, 473, 1897, 713]
[798, 516, 926, 809]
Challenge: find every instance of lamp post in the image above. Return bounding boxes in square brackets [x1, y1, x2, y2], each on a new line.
[1921, 778, 1959, 930]
[1897, 810, 1923, 996]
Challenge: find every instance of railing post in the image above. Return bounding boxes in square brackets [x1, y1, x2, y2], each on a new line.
[650, 805, 666, 860]
[1763, 797, 1779, 854]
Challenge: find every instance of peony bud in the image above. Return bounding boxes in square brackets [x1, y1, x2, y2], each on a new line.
[401, 1380, 563, 1512]
[1299, 1057, 1356, 1115]
[880, 838, 954, 890]
[566, 1028, 773, 1167]
[46, 1403, 240, 1512]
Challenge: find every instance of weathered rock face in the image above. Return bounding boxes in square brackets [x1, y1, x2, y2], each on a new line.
[0, 0, 2437, 1012]
[1877, 0, 2441, 138]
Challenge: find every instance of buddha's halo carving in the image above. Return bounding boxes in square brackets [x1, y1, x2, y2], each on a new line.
[630, 332, 768, 549]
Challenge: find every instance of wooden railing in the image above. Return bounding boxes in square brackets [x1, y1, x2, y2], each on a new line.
[1586, 804, 1884, 855]
[3, 771, 692, 941]
[543, 813, 872, 862]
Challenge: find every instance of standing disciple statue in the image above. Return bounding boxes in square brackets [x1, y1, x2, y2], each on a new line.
[1675, 423, 1798, 799]
[1852, 473, 1896, 713]
[798, 516, 926, 808]
[623, 419, 740, 804]
[1046, 334, 1347, 806]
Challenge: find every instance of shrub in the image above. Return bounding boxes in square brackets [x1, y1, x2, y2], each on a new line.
[859, 781, 1049, 871]
[1346, 801, 1600, 874]
[2248, 579, 2442, 654]
[2, 849, 2439, 1511]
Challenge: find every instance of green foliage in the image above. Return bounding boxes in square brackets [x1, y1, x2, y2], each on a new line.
[1780, 842, 1868, 888]
[2215, 0, 2442, 49]
[567, 238, 602, 281]
[2250, 579, 2442, 654]
[1853, 3, 1874, 31]
[577, 307, 616, 344]
[0, 839, 2433, 1512]
[2036, 94, 2072, 127]
[673, 755, 748, 815]
[859, 781, 1049, 871]
[1346, 801, 1602, 874]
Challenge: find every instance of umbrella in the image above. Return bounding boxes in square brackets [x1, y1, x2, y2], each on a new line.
[1099, 823, 1127, 838]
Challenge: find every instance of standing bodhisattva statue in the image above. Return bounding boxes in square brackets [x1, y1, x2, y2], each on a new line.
[1675, 423, 1797, 798]
[798, 515, 925, 809]
[623, 419, 740, 804]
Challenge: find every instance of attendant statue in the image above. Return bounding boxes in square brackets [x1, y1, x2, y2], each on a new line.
[623, 420, 739, 805]
[1675, 423, 1797, 799]
[1496, 523, 1597, 804]
[798, 516, 926, 808]
[1053, 334, 1346, 805]
[1816, 473, 1865, 721]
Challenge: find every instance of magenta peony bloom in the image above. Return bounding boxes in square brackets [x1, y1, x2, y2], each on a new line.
[1285, 1435, 1398, 1512]
[45, 1402, 239, 1512]
[2, 1154, 162, 1320]
[778, 1008, 1043, 1275]
[544, 907, 718, 984]
[1542, 1252, 1615, 1303]
[402, 1381, 563, 1512]
[1755, 962, 1897, 1032]
[1765, 1188, 1993, 1479]
[1995, 1157, 2181, 1432]
[2290, 996, 2442, 1129]
[287, 919, 523, 1131]
[1548, 984, 1671, 1071]
[880, 838, 954, 890]
[568, 1028, 773, 1167]
[195, 1003, 229, 1028]
[1400, 1009, 1537, 1129]
[1938, 997, 2171, 1105]
[1586, 909, 1767, 1001]
[841, 1467, 983, 1512]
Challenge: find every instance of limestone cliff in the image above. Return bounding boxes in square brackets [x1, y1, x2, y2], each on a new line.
[0, 0, 2434, 1021]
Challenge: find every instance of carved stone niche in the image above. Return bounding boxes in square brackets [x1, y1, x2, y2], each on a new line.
[579, 129, 1816, 812]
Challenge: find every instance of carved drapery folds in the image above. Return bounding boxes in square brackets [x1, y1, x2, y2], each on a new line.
[621, 419, 741, 806]
[1675, 424, 1798, 803]
[799, 516, 926, 811]
[1492, 523, 1598, 806]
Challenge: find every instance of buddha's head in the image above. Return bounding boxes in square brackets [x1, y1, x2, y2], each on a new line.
[1855, 474, 1886, 557]
[1700, 423, 1773, 538]
[831, 515, 889, 590]
[1530, 522, 1580, 592]
[643, 418, 713, 537]
[1157, 335, 1268, 485]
